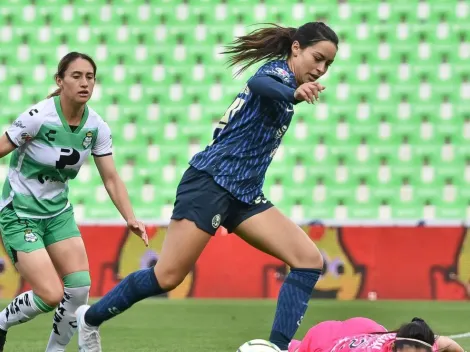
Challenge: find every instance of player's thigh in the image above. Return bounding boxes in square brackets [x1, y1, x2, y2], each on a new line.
[154, 219, 211, 290]
[156, 167, 231, 289]
[47, 237, 88, 277]
[0, 204, 45, 265]
[0, 206, 63, 304]
[44, 206, 87, 277]
[16, 249, 64, 306]
[233, 206, 323, 269]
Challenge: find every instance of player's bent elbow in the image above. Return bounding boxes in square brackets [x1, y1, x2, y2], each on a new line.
[438, 336, 465, 352]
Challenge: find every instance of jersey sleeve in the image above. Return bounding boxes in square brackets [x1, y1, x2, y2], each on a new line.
[247, 75, 297, 103]
[254, 62, 291, 84]
[5, 109, 42, 147]
[92, 121, 113, 157]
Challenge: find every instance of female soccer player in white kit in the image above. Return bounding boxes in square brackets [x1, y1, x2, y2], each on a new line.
[0, 52, 147, 351]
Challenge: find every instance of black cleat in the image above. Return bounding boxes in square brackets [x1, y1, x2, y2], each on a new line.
[0, 328, 6, 352]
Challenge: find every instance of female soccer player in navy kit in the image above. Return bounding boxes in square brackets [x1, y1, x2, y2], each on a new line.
[77, 22, 338, 351]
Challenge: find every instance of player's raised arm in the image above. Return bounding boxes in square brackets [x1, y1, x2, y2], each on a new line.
[247, 75, 325, 105]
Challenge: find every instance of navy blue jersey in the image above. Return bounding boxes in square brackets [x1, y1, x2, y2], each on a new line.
[189, 60, 298, 204]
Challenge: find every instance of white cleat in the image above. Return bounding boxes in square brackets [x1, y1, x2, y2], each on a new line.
[76, 305, 102, 352]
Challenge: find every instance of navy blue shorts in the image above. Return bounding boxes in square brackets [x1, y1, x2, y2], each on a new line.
[171, 166, 274, 235]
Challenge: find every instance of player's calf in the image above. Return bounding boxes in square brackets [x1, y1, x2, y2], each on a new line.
[46, 271, 91, 352]
[84, 267, 163, 327]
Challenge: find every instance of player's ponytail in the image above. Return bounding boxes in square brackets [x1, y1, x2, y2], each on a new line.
[224, 22, 338, 75]
[46, 51, 97, 99]
[392, 317, 436, 352]
[47, 88, 61, 99]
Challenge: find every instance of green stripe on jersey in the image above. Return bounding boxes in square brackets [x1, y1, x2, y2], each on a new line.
[1, 178, 12, 201]
[35, 124, 98, 152]
[54, 95, 89, 134]
[13, 189, 69, 218]
[9, 149, 19, 169]
[20, 153, 79, 182]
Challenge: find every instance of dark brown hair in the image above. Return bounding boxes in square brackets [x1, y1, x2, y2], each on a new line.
[223, 22, 338, 74]
[47, 52, 97, 98]
[394, 318, 435, 352]
[372, 317, 436, 352]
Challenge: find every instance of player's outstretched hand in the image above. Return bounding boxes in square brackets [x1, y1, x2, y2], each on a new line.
[294, 82, 326, 104]
[127, 219, 149, 247]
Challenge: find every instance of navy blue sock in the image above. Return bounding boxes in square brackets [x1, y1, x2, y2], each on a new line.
[269, 268, 321, 350]
[84, 267, 164, 327]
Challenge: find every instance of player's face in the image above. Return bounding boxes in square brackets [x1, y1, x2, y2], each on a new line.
[57, 58, 95, 104]
[290, 40, 337, 85]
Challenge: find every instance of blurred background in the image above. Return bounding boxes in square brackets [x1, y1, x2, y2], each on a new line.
[0, 1, 470, 350]
[1, 0, 469, 225]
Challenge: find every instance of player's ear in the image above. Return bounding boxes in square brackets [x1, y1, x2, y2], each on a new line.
[291, 40, 300, 57]
[54, 74, 63, 89]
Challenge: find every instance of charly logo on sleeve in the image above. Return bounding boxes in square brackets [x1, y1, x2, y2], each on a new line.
[13, 121, 26, 129]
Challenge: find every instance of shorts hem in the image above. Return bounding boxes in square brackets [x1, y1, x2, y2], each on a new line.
[171, 215, 217, 236]
[5, 245, 42, 264]
[227, 202, 274, 233]
[44, 232, 82, 248]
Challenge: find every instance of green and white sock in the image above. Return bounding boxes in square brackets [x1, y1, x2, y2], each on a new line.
[0, 290, 54, 331]
[45, 271, 91, 351]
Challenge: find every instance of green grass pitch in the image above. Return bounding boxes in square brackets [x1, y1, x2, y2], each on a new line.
[2, 299, 469, 351]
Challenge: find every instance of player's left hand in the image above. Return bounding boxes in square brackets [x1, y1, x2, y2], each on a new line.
[294, 82, 326, 104]
[127, 219, 149, 247]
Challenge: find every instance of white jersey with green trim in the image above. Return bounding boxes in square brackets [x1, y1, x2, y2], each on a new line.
[0, 96, 113, 218]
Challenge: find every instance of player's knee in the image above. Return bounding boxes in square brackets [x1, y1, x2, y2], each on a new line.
[63, 271, 91, 303]
[289, 244, 324, 270]
[154, 267, 186, 291]
[37, 286, 64, 307]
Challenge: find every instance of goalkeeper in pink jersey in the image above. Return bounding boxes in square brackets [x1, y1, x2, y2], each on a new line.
[289, 317, 464, 352]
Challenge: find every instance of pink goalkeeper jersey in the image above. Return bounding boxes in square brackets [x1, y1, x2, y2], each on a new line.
[331, 333, 402, 352]
[330, 333, 439, 352]
[291, 332, 439, 352]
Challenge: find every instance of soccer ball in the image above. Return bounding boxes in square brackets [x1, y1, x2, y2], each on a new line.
[237, 339, 282, 352]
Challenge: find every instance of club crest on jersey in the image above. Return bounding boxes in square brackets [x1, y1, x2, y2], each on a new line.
[82, 131, 93, 149]
[24, 229, 38, 243]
